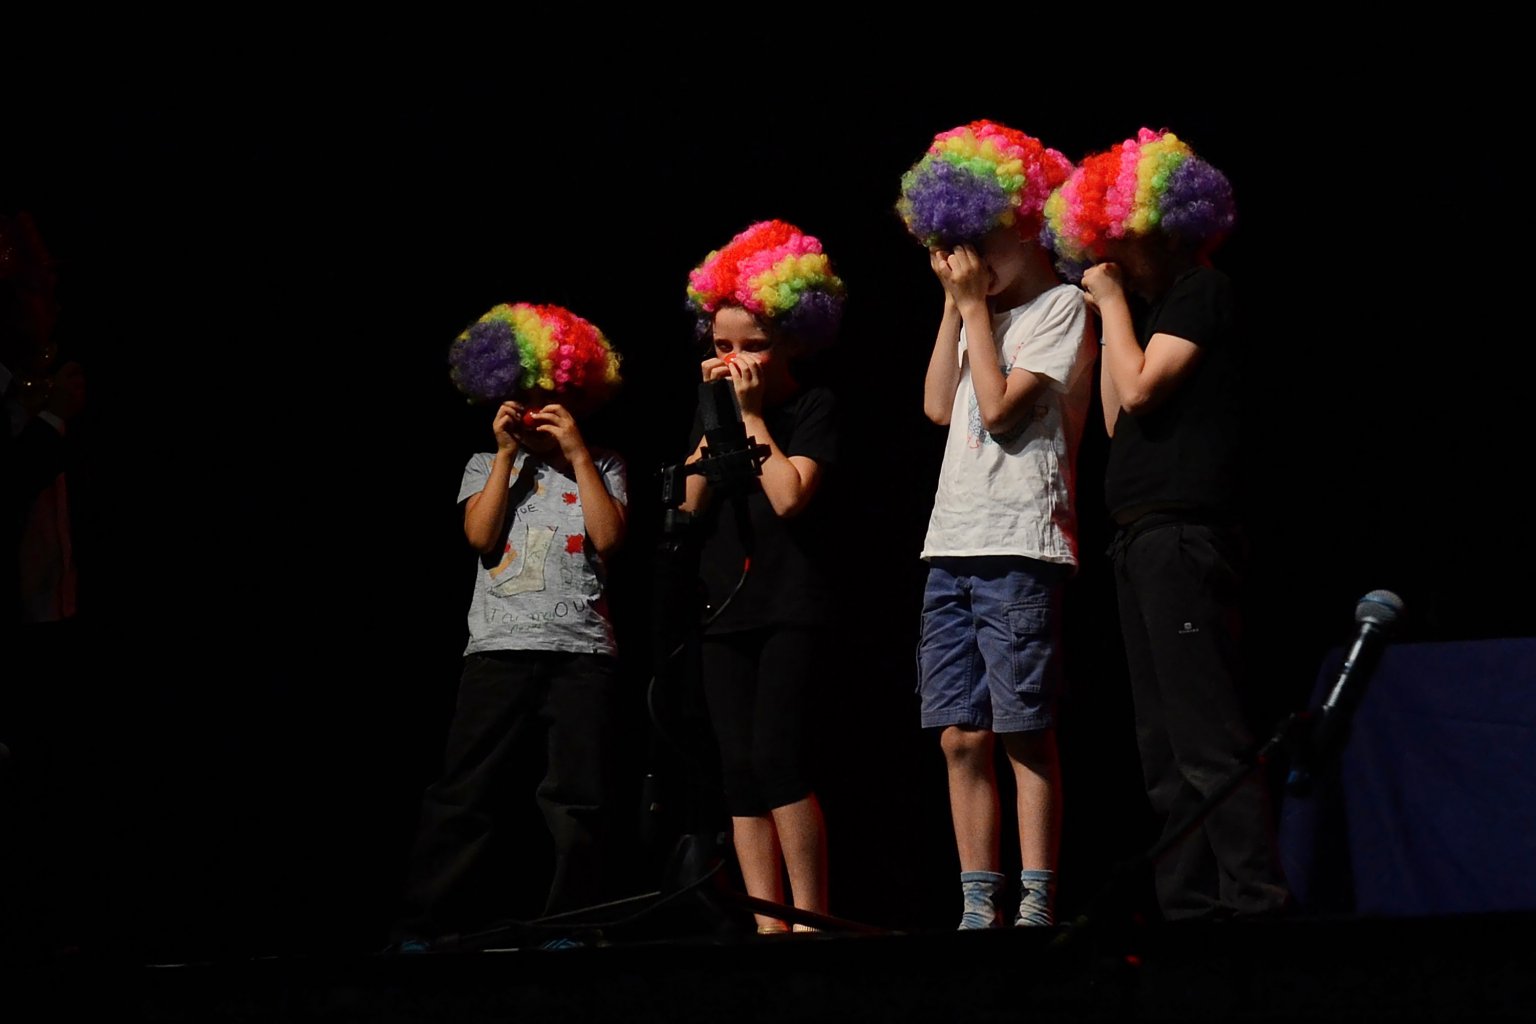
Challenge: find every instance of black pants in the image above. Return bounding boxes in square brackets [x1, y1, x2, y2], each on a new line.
[394, 650, 618, 940]
[1110, 517, 1289, 920]
[700, 627, 823, 817]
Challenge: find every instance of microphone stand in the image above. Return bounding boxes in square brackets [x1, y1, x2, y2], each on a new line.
[1055, 593, 1402, 950]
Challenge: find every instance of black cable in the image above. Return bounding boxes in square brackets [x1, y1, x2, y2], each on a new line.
[448, 859, 730, 945]
[644, 557, 750, 777]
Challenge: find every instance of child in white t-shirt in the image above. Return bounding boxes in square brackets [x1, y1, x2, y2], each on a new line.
[897, 120, 1097, 929]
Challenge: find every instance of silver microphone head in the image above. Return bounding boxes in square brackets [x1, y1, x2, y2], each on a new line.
[1355, 589, 1405, 631]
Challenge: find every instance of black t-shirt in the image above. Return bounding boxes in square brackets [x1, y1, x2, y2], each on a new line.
[1104, 266, 1244, 519]
[686, 384, 837, 633]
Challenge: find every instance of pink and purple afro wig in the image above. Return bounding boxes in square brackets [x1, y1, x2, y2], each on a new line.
[1043, 128, 1235, 279]
[685, 220, 845, 347]
[448, 302, 622, 409]
[897, 119, 1074, 248]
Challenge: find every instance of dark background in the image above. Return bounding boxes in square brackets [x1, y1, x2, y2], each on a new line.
[6, 51, 1529, 961]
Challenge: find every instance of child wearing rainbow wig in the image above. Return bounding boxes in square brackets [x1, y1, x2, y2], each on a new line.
[1046, 128, 1289, 921]
[900, 120, 1097, 929]
[678, 219, 843, 934]
[392, 302, 627, 949]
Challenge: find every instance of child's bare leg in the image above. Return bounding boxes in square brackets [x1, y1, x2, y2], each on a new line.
[941, 725, 1000, 870]
[1002, 728, 1061, 924]
[942, 725, 1006, 929]
[732, 814, 786, 931]
[771, 793, 828, 929]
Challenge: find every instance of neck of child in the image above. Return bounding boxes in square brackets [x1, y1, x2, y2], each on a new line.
[524, 444, 571, 475]
[1136, 249, 1206, 301]
[765, 369, 801, 407]
[991, 246, 1062, 311]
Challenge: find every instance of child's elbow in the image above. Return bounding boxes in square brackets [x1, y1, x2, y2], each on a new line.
[593, 518, 627, 558]
[979, 410, 1012, 434]
[770, 492, 813, 520]
[1119, 386, 1161, 417]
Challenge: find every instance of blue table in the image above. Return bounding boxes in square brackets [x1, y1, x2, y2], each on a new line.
[1278, 638, 1536, 916]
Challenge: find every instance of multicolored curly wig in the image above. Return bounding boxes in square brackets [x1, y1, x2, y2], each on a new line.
[896, 120, 1074, 249]
[685, 220, 845, 348]
[448, 302, 622, 409]
[1043, 127, 1235, 279]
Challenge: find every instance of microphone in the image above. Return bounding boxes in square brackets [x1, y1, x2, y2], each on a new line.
[692, 378, 767, 493]
[698, 378, 748, 453]
[1286, 589, 1406, 795]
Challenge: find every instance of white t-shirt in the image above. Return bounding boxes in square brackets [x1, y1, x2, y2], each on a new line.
[921, 283, 1097, 566]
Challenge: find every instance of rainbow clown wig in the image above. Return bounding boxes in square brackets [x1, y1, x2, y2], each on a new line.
[897, 120, 1074, 248]
[1043, 127, 1235, 280]
[448, 302, 622, 409]
[685, 220, 845, 348]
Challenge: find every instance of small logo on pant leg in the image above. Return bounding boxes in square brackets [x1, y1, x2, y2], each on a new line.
[1178, 621, 1200, 635]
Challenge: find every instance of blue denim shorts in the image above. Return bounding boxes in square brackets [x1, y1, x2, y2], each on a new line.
[916, 556, 1065, 733]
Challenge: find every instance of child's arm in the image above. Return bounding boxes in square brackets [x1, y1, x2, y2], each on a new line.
[944, 245, 1047, 435]
[530, 404, 627, 558]
[1098, 336, 1122, 436]
[727, 355, 823, 519]
[464, 401, 524, 554]
[923, 249, 964, 425]
[1081, 288, 1120, 436]
[741, 427, 822, 520]
[1083, 263, 1202, 417]
[681, 438, 709, 514]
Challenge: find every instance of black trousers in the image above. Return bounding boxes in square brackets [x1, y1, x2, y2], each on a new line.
[394, 650, 618, 940]
[1110, 517, 1289, 920]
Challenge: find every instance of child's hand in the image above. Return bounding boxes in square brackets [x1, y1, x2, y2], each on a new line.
[725, 352, 765, 416]
[1080, 263, 1125, 310]
[929, 247, 958, 303]
[492, 401, 525, 454]
[701, 355, 733, 382]
[935, 244, 990, 307]
[948, 244, 991, 303]
[528, 403, 588, 464]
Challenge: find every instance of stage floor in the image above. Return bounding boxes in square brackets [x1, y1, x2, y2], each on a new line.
[22, 909, 1536, 1022]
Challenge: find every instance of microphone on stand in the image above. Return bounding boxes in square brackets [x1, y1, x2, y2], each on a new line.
[1285, 589, 1406, 796]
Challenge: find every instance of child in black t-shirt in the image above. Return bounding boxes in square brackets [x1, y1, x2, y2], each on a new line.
[1044, 129, 1291, 922]
[678, 220, 844, 933]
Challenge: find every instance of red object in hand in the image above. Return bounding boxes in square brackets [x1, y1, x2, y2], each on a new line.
[721, 352, 737, 366]
[521, 406, 543, 429]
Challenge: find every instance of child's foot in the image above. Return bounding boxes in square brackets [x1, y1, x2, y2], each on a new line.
[1015, 869, 1056, 926]
[959, 870, 1006, 930]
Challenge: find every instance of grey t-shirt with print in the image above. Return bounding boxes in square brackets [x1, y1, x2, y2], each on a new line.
[458, 448, 626, 657]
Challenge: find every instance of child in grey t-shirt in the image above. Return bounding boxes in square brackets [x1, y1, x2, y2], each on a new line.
[391, 303, 626, 949]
